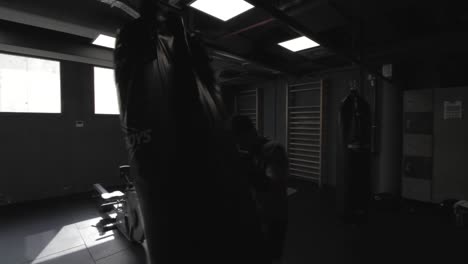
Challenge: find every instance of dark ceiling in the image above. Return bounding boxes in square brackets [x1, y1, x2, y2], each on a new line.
[1, 0, 468, 85]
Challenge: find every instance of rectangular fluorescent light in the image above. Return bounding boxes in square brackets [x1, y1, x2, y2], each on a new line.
[278, 36, 320, 52]
[190, 0, 254, 21]
[93, 34, 116, 49]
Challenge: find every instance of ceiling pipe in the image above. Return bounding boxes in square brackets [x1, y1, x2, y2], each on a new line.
[205, 42, 288, 74]
[244, 0, 392, 83]
[98, 0, 141, 18]
[98, 0, 185, 18]
[219, 18, 275, 39]
[96, 0, 289, 74]
[217, 0, 309, 40]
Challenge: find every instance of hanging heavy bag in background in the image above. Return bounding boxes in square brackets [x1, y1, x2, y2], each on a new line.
[114, 7, 267, 264]
[338, 89, 372, 223]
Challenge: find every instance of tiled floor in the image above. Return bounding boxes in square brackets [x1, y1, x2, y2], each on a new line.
[1, 183, 467, 264]
[0, 197, 146, 264]
[0, 189, 300, 264]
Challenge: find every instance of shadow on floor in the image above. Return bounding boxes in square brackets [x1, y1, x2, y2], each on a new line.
[1, 183, 467, 264]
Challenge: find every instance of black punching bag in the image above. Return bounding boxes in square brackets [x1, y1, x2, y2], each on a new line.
[114, 4, 267, 264]
[338, 86, 372, 223]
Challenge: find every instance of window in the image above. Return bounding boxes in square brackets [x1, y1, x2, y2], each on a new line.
[94, 67, 119, 115]
[0, 53, 61, 113]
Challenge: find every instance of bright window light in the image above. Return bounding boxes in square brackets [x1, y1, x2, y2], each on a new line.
[92, 34, 116, 49]
[0, 53, 61, 113]
[94, 67, 120, 115]
[278, 36, 320, 52]
[190, 0, 254, 21]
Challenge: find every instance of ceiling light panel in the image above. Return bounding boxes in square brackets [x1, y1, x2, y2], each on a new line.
[93, 34, 116, 49]
[278, 36, 320, 52]
[190, 0, 254, 21]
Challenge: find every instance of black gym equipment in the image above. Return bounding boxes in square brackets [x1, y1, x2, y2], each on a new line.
[338, 82, 372, 223]
[93, 165, 145, 244]
[113, 1, 268, 264]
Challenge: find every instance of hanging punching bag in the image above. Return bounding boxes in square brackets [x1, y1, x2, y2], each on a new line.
[338, 86, 372, 223]
[114, 3, 267, 264]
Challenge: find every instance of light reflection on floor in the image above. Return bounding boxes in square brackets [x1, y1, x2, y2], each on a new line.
[0, 201, 147, 264]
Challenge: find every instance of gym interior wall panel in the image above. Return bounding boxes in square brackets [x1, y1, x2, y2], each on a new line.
[233, 69, 366, 187]
[64, 62, 126, 193]
[402, 89, 433, 202]
[403, 157, 433, 180]
[403, 135, 432, 157]
[374, 81, 402, 195]
[275, 79, 288, 147]
[230, 68, 366, 188]
[433, 87, 468, 202]
[262, 82, 277, 140]
[246, 79, 286, 145]
[0, 61, 127, 204]
[402, 178, 432, 202]
[404, 113, 434, 134]
[0, 115, 70, 202]
[404, 89, 433, 112]
[234, 87, 259, 130]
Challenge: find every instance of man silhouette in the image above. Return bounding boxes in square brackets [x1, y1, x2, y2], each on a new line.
[232, 115, 289, 263]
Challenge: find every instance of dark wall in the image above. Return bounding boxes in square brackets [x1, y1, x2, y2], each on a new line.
[396, 56, 468, 91]
[224, 55, 468, 195]
[225, 78, 288, 146]
[390, 57, 468, 200]
[373, 80, 402, 195]
[396, 57, 468, 201]
[0, 61, 127, 203]
[225, 68, 363, 187]
[433, 87, 468, 202]
[258, 79, 288, 146]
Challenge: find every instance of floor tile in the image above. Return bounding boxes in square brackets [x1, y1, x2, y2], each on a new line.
[74, 216, 103, 230]
[79, 225, 131, 261]
[0, 223, 84, 264]
[30, 224, 85, 260]
[28, 245, 94, 264]
[95, 246, 147, 264]
[70, 201, 103, 228]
